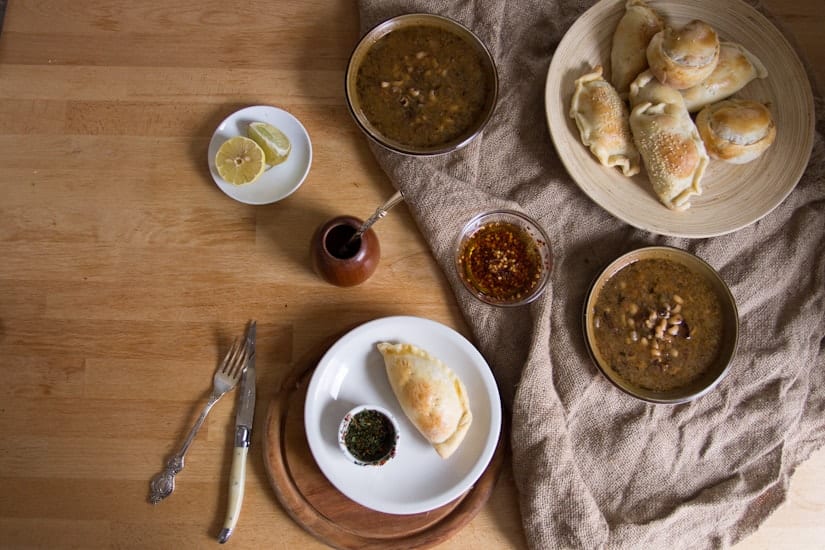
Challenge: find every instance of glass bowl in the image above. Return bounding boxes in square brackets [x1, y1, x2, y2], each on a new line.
[455, 210, 553, 307]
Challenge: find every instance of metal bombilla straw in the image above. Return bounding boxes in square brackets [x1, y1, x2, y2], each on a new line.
[344, 190, 405, 249]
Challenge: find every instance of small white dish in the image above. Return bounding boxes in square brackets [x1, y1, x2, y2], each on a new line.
[338, 404, 400, 466]
[304, 316, 502, 515]
[207, 105, 312, 205]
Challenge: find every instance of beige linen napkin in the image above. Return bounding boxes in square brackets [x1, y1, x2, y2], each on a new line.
[356, 0, 825, 547]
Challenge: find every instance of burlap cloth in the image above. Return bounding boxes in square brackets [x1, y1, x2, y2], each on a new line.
[356, 0, 825, 547]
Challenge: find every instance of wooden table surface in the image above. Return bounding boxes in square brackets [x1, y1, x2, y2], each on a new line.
[0, 1, 822, 548]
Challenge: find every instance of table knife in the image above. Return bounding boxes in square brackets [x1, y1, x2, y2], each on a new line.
[218, 320, 256, 544]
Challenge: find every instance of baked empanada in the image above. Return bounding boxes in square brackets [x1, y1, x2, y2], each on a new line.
[570, 65, 641, 177]
[629, 70, 684, 109]
[696, 99, 776, 164]
[681, 42, 768, 112]
[610, 0, 664, 95]
[377, 342, 472, 459]
[630, 98, 709, 210]
[647, 20, 720, 90]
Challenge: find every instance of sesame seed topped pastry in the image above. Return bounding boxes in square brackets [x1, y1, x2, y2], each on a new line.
[628, 71, 709, 210]
[570, 65, 641, 177]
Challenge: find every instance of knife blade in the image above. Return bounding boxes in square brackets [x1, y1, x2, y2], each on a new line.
[218, 320, 256, 544]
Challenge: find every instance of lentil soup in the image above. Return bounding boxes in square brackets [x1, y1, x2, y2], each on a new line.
[355, 25, 491, 148]
[591, 258, 725, 392]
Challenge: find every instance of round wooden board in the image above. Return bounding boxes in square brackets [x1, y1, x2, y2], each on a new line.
[262, 338, 507, 550]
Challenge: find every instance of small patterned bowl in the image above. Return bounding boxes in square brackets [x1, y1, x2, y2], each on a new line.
[338, 405, 400, 467]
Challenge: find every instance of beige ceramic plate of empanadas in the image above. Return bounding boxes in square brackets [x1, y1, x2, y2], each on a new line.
[304, 316, 502, 515]
[545, 0, 814, 238]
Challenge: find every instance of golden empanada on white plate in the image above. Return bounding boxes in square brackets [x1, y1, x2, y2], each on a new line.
[630, 99, 710, 210]
[696, 98, 776, 164]
[647, 19, 720, 90]
[610, 0, 664, 96]
[570, 65, 641, 177]
[377, 342, 472, 459]
[681, 42, 768, 112]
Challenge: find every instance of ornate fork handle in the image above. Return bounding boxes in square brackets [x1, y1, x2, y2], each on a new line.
[149, 391, 221, 504]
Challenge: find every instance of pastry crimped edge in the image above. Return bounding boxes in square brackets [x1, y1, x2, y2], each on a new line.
[630, 100, 709, 210]
[569, 65, 641, 177]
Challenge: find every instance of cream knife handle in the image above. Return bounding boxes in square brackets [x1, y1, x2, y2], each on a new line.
[218, 428, 250, 544]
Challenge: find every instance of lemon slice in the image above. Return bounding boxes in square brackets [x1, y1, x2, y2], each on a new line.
[215, 136, 266, 185]
[248, 122, 292, 166]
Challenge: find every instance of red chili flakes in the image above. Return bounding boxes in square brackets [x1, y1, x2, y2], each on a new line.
[459, 221, 543, 302]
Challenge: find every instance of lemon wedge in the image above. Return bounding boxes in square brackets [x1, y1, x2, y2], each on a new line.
[248, 122, 292, 166]
[215, 136, 266, 185]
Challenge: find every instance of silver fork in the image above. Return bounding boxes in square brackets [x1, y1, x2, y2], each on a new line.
[149, 337, 249, 504]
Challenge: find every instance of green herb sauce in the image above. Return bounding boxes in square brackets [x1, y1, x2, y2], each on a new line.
[344, 410, 396, 463]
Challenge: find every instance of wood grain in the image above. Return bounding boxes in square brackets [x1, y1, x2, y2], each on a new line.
[0, 0, 821, 548]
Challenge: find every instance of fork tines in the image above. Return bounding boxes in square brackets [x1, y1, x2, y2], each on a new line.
[222, 338, 248, 378]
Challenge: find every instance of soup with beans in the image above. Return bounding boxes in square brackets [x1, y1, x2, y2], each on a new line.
[355, 25, 491, 148]
[591, 258, 725, 392]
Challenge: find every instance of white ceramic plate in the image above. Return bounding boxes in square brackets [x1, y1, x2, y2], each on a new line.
[304, 316, 502, 515]
[207, 105, 312, 205]
[545, 0, 815, 238]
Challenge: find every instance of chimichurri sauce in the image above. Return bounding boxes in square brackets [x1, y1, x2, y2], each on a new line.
[344, 409, 396, 463]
